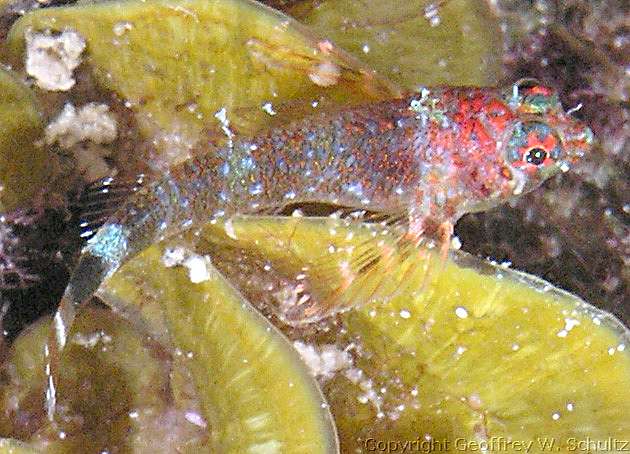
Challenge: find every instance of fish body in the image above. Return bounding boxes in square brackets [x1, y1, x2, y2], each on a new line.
[88, 84, 592, 263]
[47, 80, 593, 418]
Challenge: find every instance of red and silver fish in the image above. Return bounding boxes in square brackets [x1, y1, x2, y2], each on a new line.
[46, 79, 593, 417]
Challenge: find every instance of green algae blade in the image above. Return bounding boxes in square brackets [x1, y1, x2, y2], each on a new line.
[6, 0, 400, 156]
[101, 244, 340, 454]
[292, 0, 503, 89]
[196, 216, 630, 450]
[0, 68, 46, 211]
[0, 439, 38, 454]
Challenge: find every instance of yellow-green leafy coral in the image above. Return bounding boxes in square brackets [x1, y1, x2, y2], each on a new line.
[102, 244, 339, 454]
[6, 0, 400, 158]
[0, 438, 39, 454]
[293, 0, 503, 88]
[0, 69, 46, 211]
[198, 216, 630, 450]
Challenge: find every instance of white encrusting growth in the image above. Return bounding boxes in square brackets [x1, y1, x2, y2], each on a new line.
[261, 102, 277, 116]
[293, 341, 352, 380]
[113, 21, 134, 37]
[25, 29, 86, 91]
[45, 102, 118, 181]
[423, 3, 441, 27]
[399, 309, 411, 319]
[184, 410, 207, 428]
[45, 103, 118, 149]
[162, 246, 212, 283]
[343, 367, 384, 417]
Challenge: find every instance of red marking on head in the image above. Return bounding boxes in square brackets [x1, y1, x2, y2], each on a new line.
[541, 133, 557, 150]
[483, 100, 509, 117]
[513, 129, 559, 172]
[483, 99, 513, 132]
[524, 130, 557, 152]
[473, 122, 492, 147]
[470, 93, 485, 112]
[526, 85, 554, 96]
[453, 92, 507, 154]
[511, 159, 539, 174]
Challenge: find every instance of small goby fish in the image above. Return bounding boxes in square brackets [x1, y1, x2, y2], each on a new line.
[45, 79, 593, 417]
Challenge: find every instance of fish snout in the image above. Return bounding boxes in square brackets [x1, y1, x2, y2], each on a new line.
[561, 123, 594, 164]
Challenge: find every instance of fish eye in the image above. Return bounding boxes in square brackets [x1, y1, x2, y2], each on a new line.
[524, 147, 547, 166]
[508, 121, 561, 170]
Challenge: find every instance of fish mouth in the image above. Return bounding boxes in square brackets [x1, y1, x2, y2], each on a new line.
[507, 167, 529, 196]
[560, 124, 594, 164]
[505, 157, 561, 199]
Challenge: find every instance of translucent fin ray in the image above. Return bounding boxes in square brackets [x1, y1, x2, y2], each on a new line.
[76, 175, 146, 239]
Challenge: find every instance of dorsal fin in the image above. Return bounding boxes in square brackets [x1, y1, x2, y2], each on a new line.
[76, 174, 146, 240]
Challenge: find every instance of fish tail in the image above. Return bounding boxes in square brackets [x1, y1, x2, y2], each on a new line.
[45, 175, 184, 420]
[45, 250, 116, 421]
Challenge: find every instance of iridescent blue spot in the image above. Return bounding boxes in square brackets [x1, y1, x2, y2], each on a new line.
[272, 136, 286, 149]
[85, 223, 129, 266]
[249, 182, 263, 195]
[343, 182, 364, 197]
[219, 162, 230, 177]
[345, 155, 356, 167]
[276, 157, 288, 173]
[365, 120, 378, 134]
[241, 156, 256, 171]
[333, 142, 346, 156]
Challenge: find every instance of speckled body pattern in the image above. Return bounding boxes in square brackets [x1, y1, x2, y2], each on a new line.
[45, 82, 593, 420]
[98, 84, 592, 262]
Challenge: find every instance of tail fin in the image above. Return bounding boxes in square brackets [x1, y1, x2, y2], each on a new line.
[46, 223, 129, 421]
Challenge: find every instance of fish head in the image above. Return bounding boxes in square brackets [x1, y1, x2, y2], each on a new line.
[500, 78, 594, 197]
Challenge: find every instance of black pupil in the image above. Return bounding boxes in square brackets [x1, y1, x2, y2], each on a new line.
[525, 148, 547, 166]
